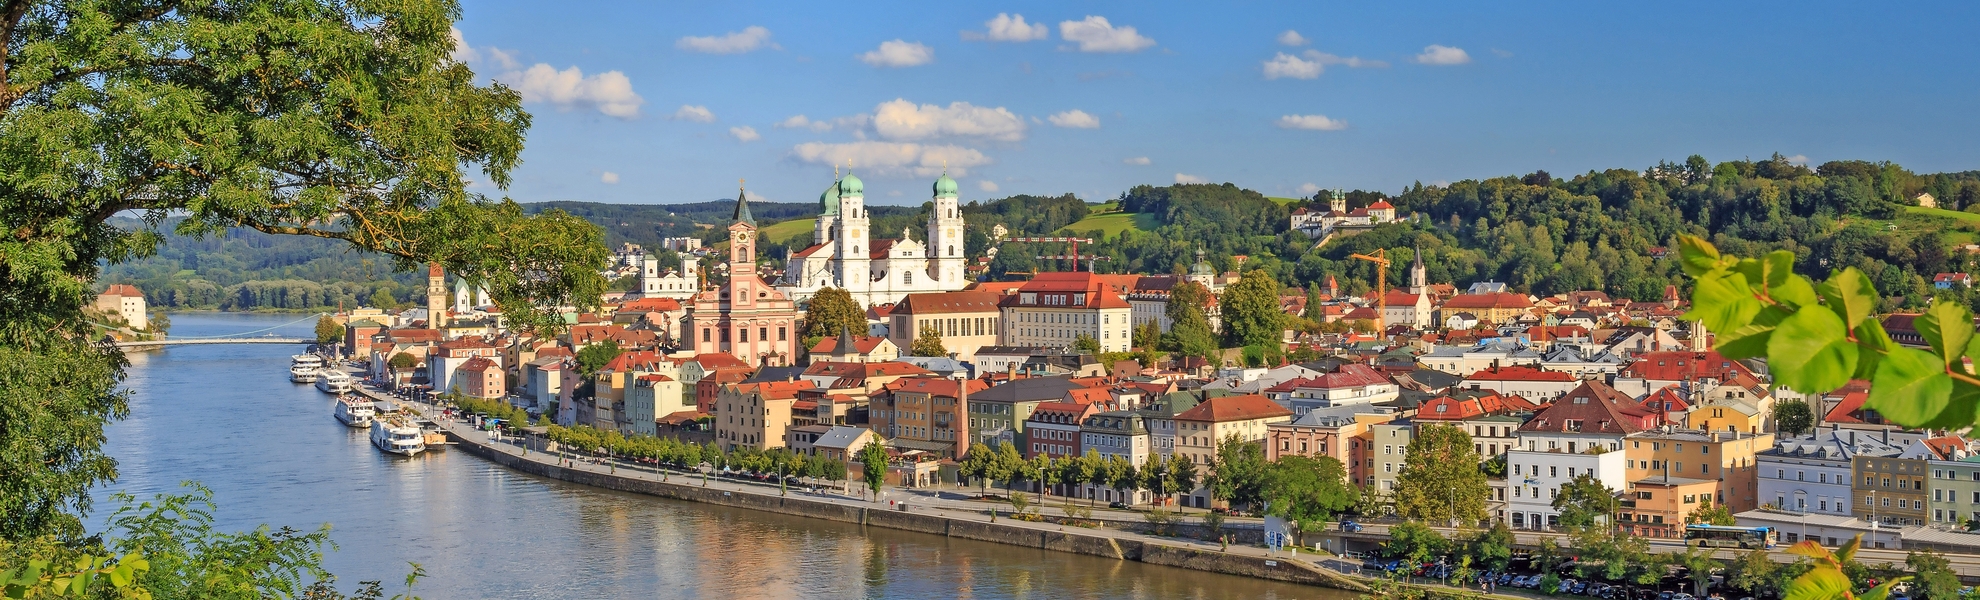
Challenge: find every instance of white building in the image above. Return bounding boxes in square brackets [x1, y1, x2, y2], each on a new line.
[1505, 448, 1628, 531]
[1457, 366, 1581, 403]
[1417, 341, 1542, 376]
[778, 172, 970, 307]
[637, 253, 698, 301]
[997, 272, 1134, 353]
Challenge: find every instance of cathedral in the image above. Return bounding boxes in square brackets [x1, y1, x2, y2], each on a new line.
[776, 170, 970, 307]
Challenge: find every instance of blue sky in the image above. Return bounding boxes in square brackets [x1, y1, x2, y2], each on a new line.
[450, 1, 1980, 207]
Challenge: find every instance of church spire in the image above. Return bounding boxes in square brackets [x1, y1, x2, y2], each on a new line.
[733, 179, 756, 226]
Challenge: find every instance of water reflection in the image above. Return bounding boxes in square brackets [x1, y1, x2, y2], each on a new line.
[101, 312, 1353, 599]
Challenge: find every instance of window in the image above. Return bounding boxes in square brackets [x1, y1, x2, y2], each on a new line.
[703, 328, 711, 343]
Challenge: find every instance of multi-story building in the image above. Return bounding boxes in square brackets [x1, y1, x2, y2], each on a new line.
[965, 376, 1084, 450]
[1854, 454, 1930, 528]
[1621, 475, 1721, 538]
[1929, 454, 1980, 527]
[806, 332, 900, 363]
[1259, 364, 1400, 412]
[870, 376, 984, 459]
[998, 272, 1135, 353]
[885, 291, 1004, 361]
[1411, 394, 1532, 459]
[1457, 365, 1580, 403]
[1416, 340, 1542, 376]
[1367, 421, 1416, 497]
[713, 380, 814, 450]
[456, 357, 504, 399]
[1758, 428, 1909, 517]
[622, 374, 686, 437]
[1513, 380, 1658, 455]
[1139, 390, 1207, 460]
[1436, 291, 1534, 326]
[687, 188, 802, 367]
[1023, 401, 1098, 460]
[1267, 405, 1401, 485]
[1504, 445, 1627, 531]
[1622, 429, 1774, 512]
[1083, 410, 1152, 467]
[94, 283, 149, 330]
[1173, 394, 1294, 508]
[776, 172, 971, 306]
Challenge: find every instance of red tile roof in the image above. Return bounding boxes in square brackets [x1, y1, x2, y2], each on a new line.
[892, 291, 1004, 315]
[101, 284, 143, 297]
[1175, 394, 1294, 423]
[1619, 351, 1754, 383]
[459, 357, 497, 372]
[1517, 380, 1654, 435]
[884, 376, 990, 397]
[1441, 292, 1533, 310]
[1640, 386, 1691, 414]
[809, 335, 893, 355]
[1824, 391, 1871, 424]
[733, 380, 815, 400]
[618, 297, 682, 313]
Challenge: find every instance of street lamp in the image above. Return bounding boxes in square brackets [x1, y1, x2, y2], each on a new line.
[1868, 490, 1879, 549]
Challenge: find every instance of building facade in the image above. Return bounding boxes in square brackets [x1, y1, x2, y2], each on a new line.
[687, 187, 802, 367]
[777, 173, 970, 306]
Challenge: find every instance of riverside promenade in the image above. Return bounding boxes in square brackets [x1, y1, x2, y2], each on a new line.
[355, 383, 1548, 598]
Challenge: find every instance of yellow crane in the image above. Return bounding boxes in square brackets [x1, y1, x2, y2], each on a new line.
[1349, 249, 1391, 333]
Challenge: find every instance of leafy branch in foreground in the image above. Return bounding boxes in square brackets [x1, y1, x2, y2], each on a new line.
[1678, 235, 1973, 429]
[1781, 535, 1903, 600]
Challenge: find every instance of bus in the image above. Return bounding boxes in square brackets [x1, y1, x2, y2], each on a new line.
[1684, 524, 1775, 549]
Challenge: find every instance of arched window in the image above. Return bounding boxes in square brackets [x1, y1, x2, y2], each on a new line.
[948, 245, 955, 256]
[904, 270, 913, 285]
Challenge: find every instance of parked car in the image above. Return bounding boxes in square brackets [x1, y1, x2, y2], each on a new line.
[1340, 520, 1363, 533]
[1108, 501, 1128, 509]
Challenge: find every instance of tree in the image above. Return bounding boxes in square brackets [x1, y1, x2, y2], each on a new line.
[1728, 548, 1782, 596]
[1472, 522, 1516, 571]
[1105, 455, 1139, 505]
[1686, 499, 1736, 525]
[1906, 549, 1960, 600]
[1164, 281, 1219, 360]
[1219, 269, 1286, 348]
[1167, 453, 1198, 507]
[314, 316, 345, 347]
[1072, 333, 1101, 355]
[1027, 455, 1057, 503]
[1303, 286, 1324, 319]
[1081, 449, 1109, 507]
[1261, 455, 1358, 547]
[859, 442, 889, 500]
[2, 0, 606, 544]
[1392, 424, 1488, 524]
[368, 287, 399, 310]
[1775, 399, 1815, 437]
[909, 323, 947, 357]
[1384, 521, 1448, 564]
[389, 351, 418, 372]
[801, 287, 866, 348]
[1670, 547, 1721, 597]
[959, 442, 995, 496]
[1205, 434, 1268, 510]
[991, 442, 1025, 498]
[1552, 473, 1620, 531]
[574, 339, 625, 378]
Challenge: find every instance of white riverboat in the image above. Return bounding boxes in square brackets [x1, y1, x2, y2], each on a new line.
[289, 354, 323, 383]
[314, 368, 354, 394]
[370, 413, 426, 456]
[333, 396, 375, 428]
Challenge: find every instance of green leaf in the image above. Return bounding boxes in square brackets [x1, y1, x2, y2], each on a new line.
[1855, 318, 1895, 380]
[1715, 324, 1774, 361]
[1783, 567, 1852, 600]
[1816, 267, 1878, 330]
[1865, 347, 1955, 429]
[1860, 577, 1910, 600]
[1762, 250, 1818, 308]
[1917, 299, 1976, 369]
[1677, 235, 1724, 278]
[1683, 271, 1764, 334]
[1768, 306, 1860, 396]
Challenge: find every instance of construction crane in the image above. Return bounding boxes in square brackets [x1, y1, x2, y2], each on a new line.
[1000, 236, 1104, 272]
[1349, 249, 1391, 333]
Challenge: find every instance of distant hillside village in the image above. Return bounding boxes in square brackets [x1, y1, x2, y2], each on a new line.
[99, 164, 1980, 553]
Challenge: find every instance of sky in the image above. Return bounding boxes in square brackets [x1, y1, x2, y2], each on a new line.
[449, 1, 1980, 207]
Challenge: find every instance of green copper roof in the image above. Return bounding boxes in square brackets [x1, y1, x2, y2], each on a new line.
[819, 178, 841, 216]
[933, 173, 958, 199]
[733, 187, 756, 226]
[838, 173, 863, 197]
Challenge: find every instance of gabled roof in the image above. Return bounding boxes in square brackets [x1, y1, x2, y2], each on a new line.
[691, 353, 752, 371]
[1619, 351, 1755, 383]
[1517, 380, 1651, 435]
[971, 375, 1085, 404]
[733, 379, 814, 400]
[892, 291, 1003, 315]
[1441, 292, 1534, 310]
[1462, 365, 1575, 383]
[618, 297, 682, 313]
[1640, 386, 1691, 414]
[1174, 394, 1294, 423]
[884, 376, 989, 398]
[101, 284, 143, 297]
[459, 356, 497, 372]
[809, 334, 893, 355]
[1824, 391, 1874, 424]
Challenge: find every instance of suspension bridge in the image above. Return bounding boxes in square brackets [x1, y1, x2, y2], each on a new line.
[104, 313, 327, 349]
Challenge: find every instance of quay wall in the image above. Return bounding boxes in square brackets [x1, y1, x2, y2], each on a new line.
[447, 430, 1368, 593]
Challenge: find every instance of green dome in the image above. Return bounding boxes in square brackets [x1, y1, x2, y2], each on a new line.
[819, 179, 841, 216]
[933, 173, 958, 199]
[838, 173, 863, 197]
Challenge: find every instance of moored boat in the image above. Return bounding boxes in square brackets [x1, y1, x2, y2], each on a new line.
[315, 368, 354, 394]
[290, 354, 323, 383]
[370, 413, 426, 456]
[333, 396, 374, 428]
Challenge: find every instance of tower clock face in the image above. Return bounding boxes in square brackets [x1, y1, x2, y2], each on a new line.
[736, 231, 751, 243]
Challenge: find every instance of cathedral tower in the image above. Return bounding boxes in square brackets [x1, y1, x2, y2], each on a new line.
[927, 171, 967, 285]
[425, 262, 446, 329]
[1409, 246, 1427, 295]
[834, 170, 871, 295]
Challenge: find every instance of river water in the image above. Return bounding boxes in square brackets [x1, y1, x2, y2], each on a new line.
[98, 312, 1352, 600]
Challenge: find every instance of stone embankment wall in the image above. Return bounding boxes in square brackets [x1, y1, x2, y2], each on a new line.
[451, 432, 1367, 593]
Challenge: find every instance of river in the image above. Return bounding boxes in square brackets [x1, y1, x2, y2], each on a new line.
[99, 312, 1354, 599]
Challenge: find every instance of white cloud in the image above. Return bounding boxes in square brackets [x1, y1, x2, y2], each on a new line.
[1297, 183, 1321, 196]
[1490, 48, 1514, 58]
[1414, 44, 1471, 65]
[775, 114, 866, 133]
[963, 13, 1049, 42]
[871, 99, 1026, 142]
[1123, 156, 1151, 165]
[859, 40, 935, 67]
[1059, 16, 1155, 53]
[453, 29, 641, 118]
[676, 26, 775, 54]
[502, 64, 644, 119]
[600, 172, 620, 184]
[1276, 114, 1348, 131]
[1278, 30, 1309, 46]
[1786, 154, 1809, 165]
[790, 141, 992, 178]
[670, 105, 716, 122]
[1175, 173, 1208, 184]
[729, 126, 760, 142]
[1263, 49, 1387, 80]
[978, 180, 1000, 192]
[1047, 110, 1100, 129]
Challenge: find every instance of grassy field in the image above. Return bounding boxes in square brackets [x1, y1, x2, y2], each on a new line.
[1267, 196, 1304, 206]
[1907, 205, 1980, 224]
[1062, 211, 1162, 238]
[759, 218, 818, 244]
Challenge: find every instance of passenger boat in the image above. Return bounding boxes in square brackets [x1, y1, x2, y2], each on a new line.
[370, 413, 426, 456]
[314, 368, 354, 394]
[333, 396, 375, 428]
[289, 354, 323, 383]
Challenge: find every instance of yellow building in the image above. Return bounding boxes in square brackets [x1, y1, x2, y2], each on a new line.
[1623, 429, 1774, 512]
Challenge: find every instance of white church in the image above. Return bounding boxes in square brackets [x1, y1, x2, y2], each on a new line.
[777, 171, 971, 307]
[636, 253, 698, 301]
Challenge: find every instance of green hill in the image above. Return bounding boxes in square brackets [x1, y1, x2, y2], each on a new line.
[1061, 211, 1161, 239]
